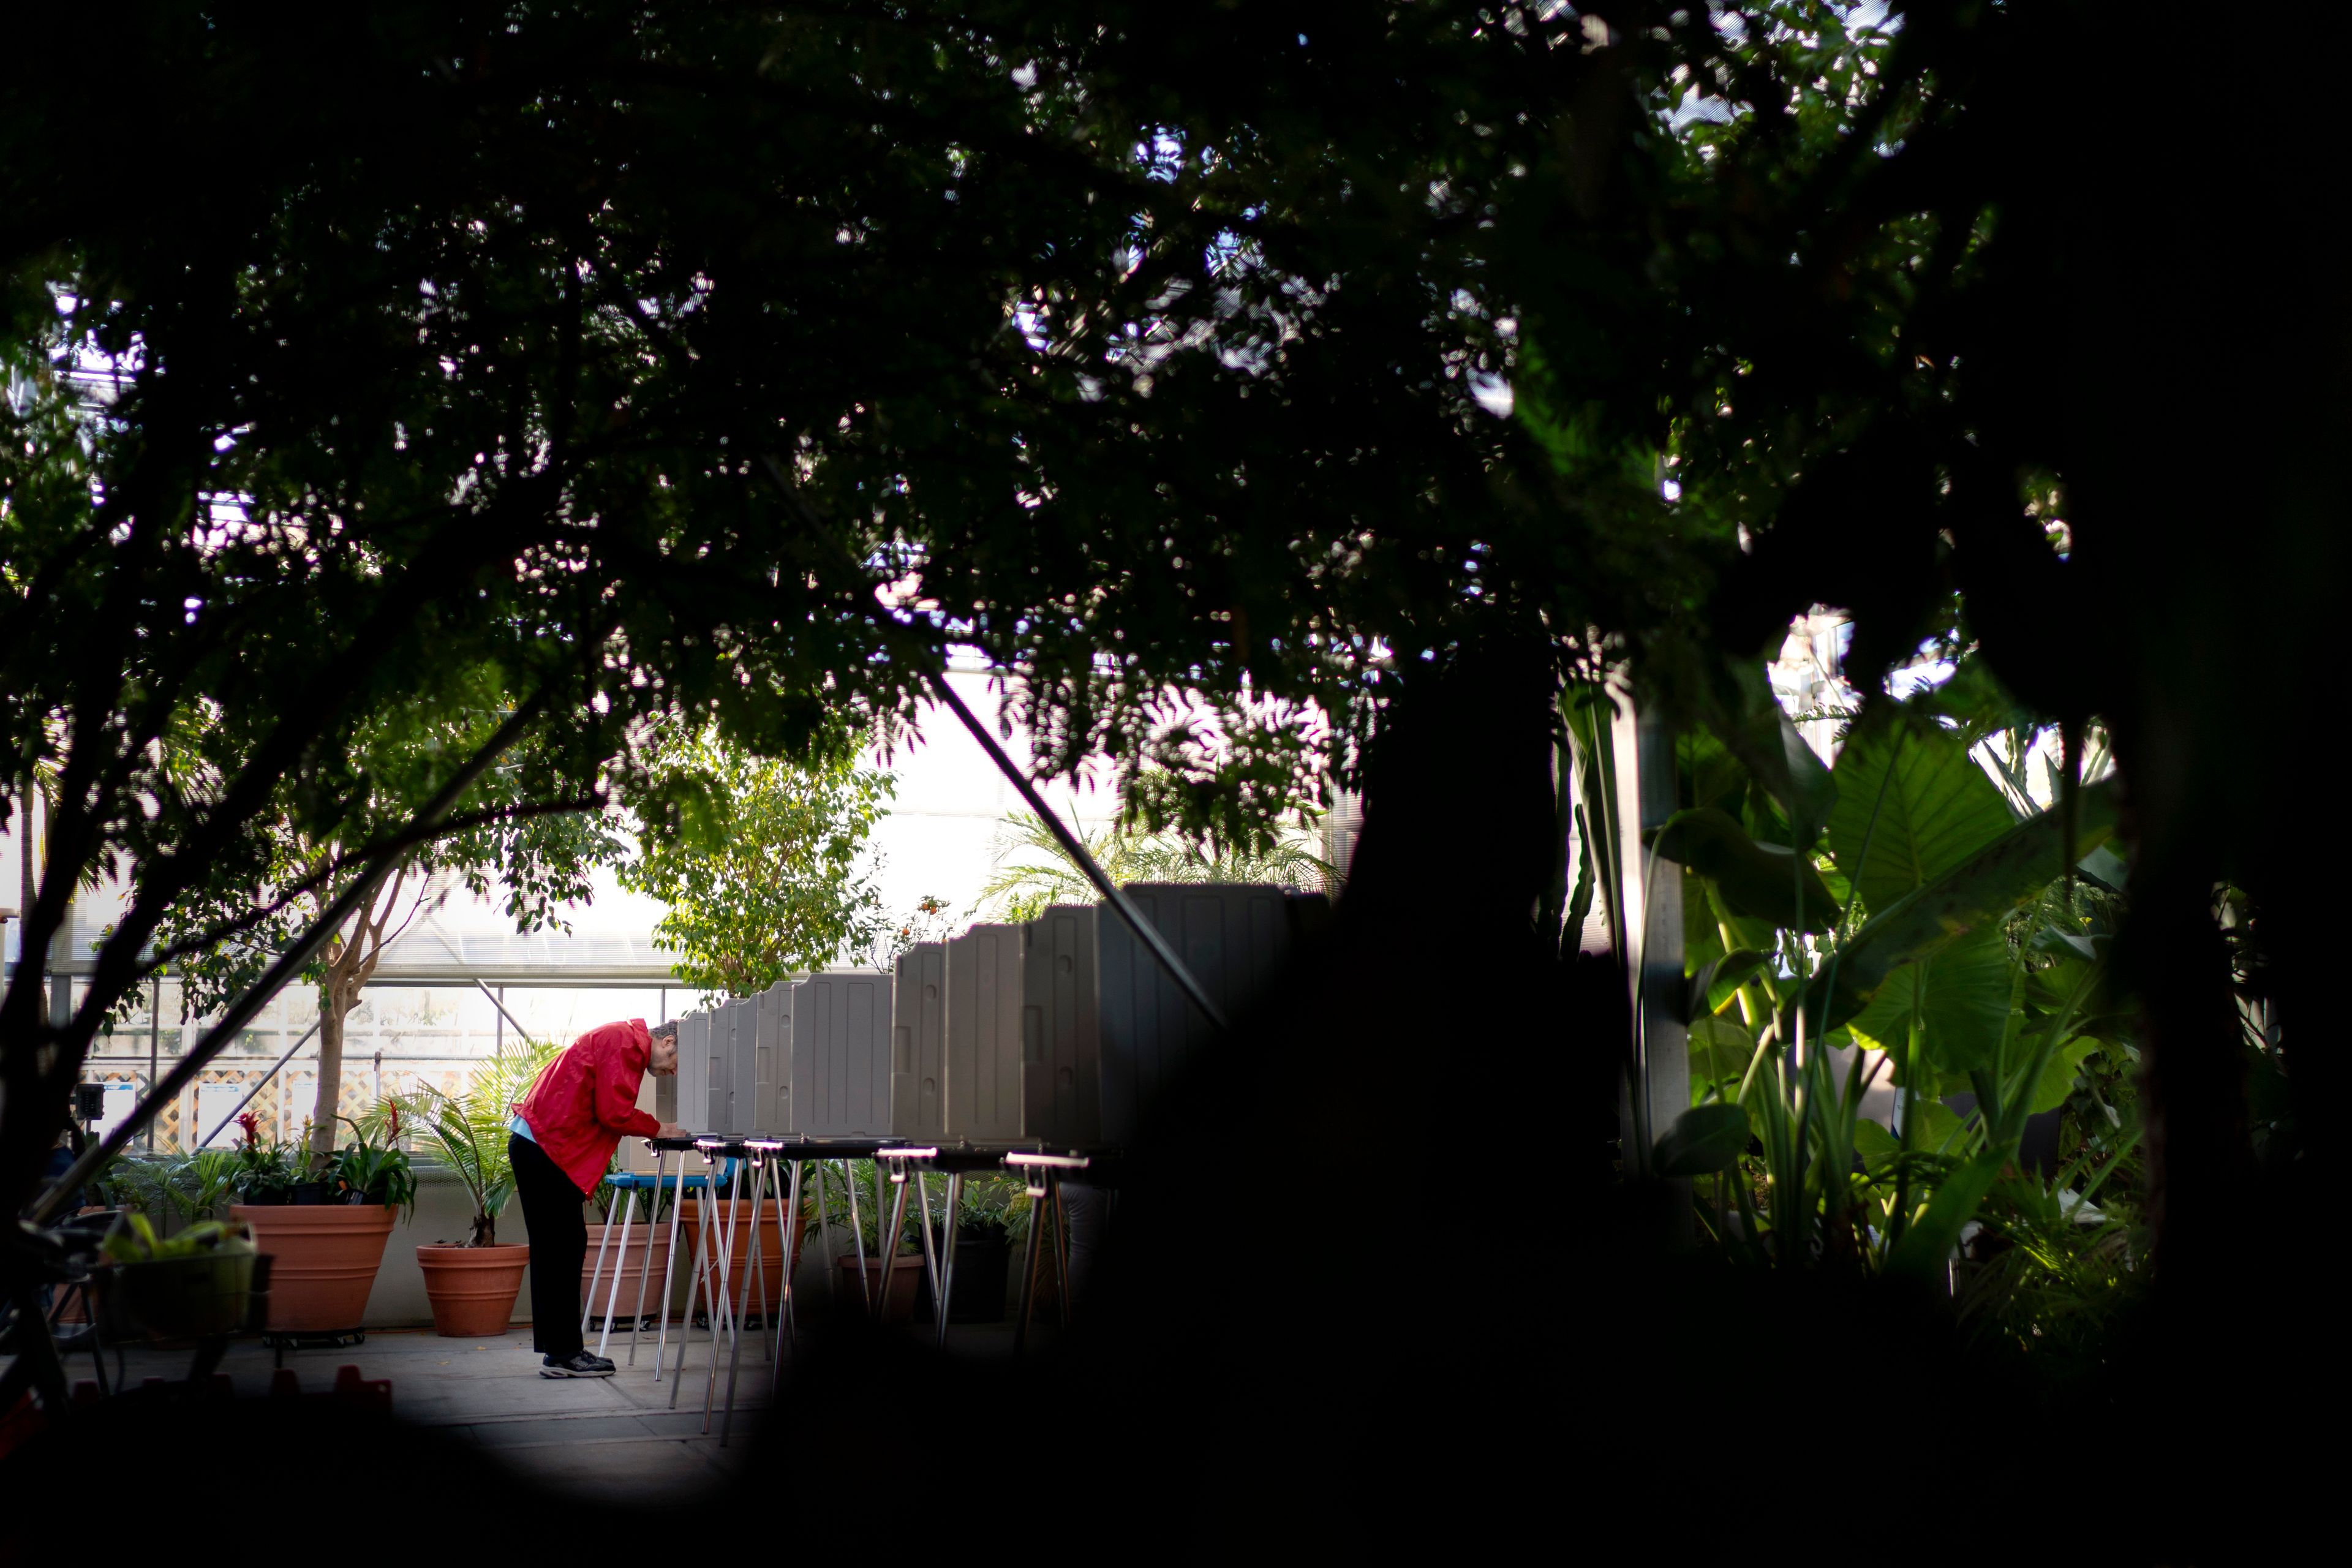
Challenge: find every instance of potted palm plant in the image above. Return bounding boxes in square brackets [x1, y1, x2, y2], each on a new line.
[381, 1046, 549, 1336]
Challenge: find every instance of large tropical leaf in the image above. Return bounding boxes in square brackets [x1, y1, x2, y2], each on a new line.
[1687, 1014, 1758, 1099]
[2025, 1035, 2102, 1114]
[1885, 1149, 2007, 1281]
[1709, 662, 1838, 850]
[1653, 807, 1840, 932]
[1827, 719, 2018, 914]
[1654, 1102, 1754, 1177]
[1805, 778, 2119, 1033]
[1842, 924, 2013, 1077]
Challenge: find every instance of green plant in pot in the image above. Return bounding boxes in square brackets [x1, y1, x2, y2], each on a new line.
[94, 1148, 242, 1227]
[372, 1044, 552, 1337]
[937, 1174, 1028, 1324]
[226, 1114, 301, 1205]
[333, 1106, 416, 1215]
[228, 1107, 404, 1338]
[97, 1212, 258, 1343]
[806, 1159, 931, 1323]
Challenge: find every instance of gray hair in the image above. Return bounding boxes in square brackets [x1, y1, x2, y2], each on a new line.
[648, 1018, 679, 1042]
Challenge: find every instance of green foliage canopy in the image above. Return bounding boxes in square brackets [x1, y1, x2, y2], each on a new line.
[621, 727, 895, 998]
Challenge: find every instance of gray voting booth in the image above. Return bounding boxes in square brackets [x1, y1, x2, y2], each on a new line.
[790, 971, 895, 1137]
[1020, 904, 1102, 1147]
[891, 943, 946, 1140]
[675, 1009, 713, 1135]
[1084, 883, 1325, 1145]
[671, 992, 782, 1138]
[944, 922, 1025, 1141]
[752, 979, 791, 1136]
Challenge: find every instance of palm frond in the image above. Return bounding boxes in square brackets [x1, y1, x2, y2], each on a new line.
[974, 810, 1335, 921]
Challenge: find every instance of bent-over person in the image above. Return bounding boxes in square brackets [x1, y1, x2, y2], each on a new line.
[509, 1017, 682, 1377]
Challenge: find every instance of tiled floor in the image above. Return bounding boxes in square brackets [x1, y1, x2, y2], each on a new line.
[92, 1315, 1030, 1498]
[103, 1323, 771, 1498]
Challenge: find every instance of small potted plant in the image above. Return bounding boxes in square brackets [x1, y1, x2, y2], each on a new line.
[929, 1174, 1024, 1325]
[97, 1212, 258, 1343]
[229, 1111, 403, 1337]
[822, 1160, 928, 1322]
[383, 1050, 545, 1337]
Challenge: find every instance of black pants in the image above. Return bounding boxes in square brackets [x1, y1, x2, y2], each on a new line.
[510, 1133, 585, 1358]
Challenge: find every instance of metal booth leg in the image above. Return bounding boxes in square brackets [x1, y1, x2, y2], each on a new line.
[844, 1159, 873, 1316]
[669, 1163, 714, 1408]
[776, 1159, 804, 1344]
[583, 1187, 619, 1333]
[1012, 1170, 1052, 1357]
[595, 1186, 636, 1360]
[815, 1155, 839, 1306]
[746, 1162, 772, 1362]
[771, 1159, 805, 1399]
[720, 1156, 769, 1447]
[628, 1150, 666, 1368]
[873, 1163, 911, 1322]
[913, 1170, 942, 1341]
[1051, 1180, 1074, 1330]
[935, 1172, 963, 1349]
[650, 1152, 686, 1376]
[701, 1163, 744, 1430]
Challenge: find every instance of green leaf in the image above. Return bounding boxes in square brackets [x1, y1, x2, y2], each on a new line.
[1853, 1118, 1901, 1176]
[1885, 1150, 2006, 1280]
[1806, 778, 2120, 1032]
[2076, 843, 2128, 892]
[1653, 807, 1839, 932]
[1902, 1099, 1966, 1155]
[1843, 925, 2014, 1077]
[1828, 720, 2018, 914]
[1687, 1014, 1758, 1098]
[1712, 662, 1838, 848]
[2026, 1035, 2101, 1114]
[1656, 1102, 1754, 1177]
[1692, 948, 1770, 1021]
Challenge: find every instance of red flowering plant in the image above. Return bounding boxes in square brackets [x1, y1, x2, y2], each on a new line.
[226, 1108, 298, 1204]
[334, 1096, 417, 1216]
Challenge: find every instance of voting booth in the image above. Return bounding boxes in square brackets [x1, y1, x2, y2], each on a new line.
[675, 1009, 713, 1135]
[1019, 904, 1102, 1147]
[789, 970, 894, 1136]
[1091, 883, 1325, 1145]
[891, 943, 946, 1140]
[944, 922, 1025, 1142]
[753, 980, 791, 1136]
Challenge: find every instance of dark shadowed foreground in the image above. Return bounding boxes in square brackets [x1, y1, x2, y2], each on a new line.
[2, 653, 2323, 1559]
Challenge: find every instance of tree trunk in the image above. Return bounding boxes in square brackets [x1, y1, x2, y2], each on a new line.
[308, 981, 345, 1163]
[304, 865, 412, 1163]
[16, 786, 31, 948]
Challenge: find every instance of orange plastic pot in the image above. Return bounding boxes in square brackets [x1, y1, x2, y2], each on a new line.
[415, 1244, 530, 1337]
[580, 1225, 673, 1320]
[835, 1253, 927, 1324]
[232, 1203, 396, 1333]
[680, 1199, 808, 1316]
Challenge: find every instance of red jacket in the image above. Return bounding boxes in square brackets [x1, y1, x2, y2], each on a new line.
[516, 1019, 663, 1197]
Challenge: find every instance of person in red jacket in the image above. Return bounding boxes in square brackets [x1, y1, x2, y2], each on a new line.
[510, 1017, 683, 1377]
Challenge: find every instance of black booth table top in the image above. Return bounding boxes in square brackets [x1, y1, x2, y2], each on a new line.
[641, 1134, 1120, 1178]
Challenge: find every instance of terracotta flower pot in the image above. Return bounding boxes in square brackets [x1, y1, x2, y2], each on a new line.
[232, 1202, 396, 1333]
[835, 1253, 927, 1324]
[580, 1225, 674, 1321]
[415, 1244, 530, 1337]
[680, 1199, 809, 1318]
